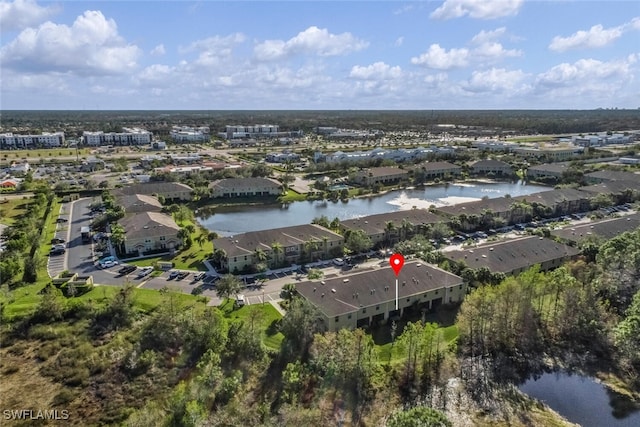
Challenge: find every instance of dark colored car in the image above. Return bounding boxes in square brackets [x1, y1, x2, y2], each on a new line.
[51, 237, 66, 244]
[56, 217, 68, 223]
[49, 247, 66, 255]
[117, 265, 137, 275]
[176, 271, 189, 280]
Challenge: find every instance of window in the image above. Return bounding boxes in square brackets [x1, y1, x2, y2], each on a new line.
[335, 316, 339, 322]
[459, 284, 463, 289]
[363, 308, 367, 314]
[406, 298, 410, 302]
[376, 306, 379, 311]
[244, 256, 247, 261]
[348, 314, 352, 319]
[159, 236, 166, 241]
[435, 290, 439, 295]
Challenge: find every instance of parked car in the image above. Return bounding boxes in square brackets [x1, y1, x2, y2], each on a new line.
[176, 271, 189, 280]
[51, 237, 66, 244]
[52, 243, 66, 251]
[333, 258, 345, 266]
[99, 260, 119, 269]
[49, 247, 66, 256]
[193, 272, 206, 282]
[117, 265, 137, 275]
[168, 270, 180, 280]
[137, 267, 154, 279]
[99, 255, 116, 263]
[56, 217, 68, 223]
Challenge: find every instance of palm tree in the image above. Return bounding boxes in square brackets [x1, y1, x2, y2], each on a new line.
[385, 221, 397, 245]
[195, 233, 207, 249]
[271, 242, 283, 267]
[254, 248, 268, 264]
[216, 274, 243, 301]
[185, 224, 196, 235]
[110, 223, 126, 253]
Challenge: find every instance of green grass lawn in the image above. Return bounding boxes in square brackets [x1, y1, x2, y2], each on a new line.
[0, 148, 91, 161]
[220, 299, 285, 350]
[0, 197, 32, 226]
[278, 190, 306, 203]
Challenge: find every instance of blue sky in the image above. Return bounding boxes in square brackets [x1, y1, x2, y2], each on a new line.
[1, 0, 639, 110]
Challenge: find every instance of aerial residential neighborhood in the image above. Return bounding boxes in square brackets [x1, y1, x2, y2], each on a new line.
[2, 0, 640, 425]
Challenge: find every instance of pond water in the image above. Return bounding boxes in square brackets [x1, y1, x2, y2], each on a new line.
[197, 181, 549, 236]
[519, 372, 640, 426]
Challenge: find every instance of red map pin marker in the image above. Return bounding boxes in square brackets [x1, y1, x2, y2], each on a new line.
[389, 253, 405, 276]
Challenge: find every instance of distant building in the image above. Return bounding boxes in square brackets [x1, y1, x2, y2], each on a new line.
[512, 145, 583, 161]
[212, 224, 344, 273]
[296, 262, 465, 331]
[170, 126, 210, 142]
[9, 162, 30, 174]
[469, 159, 513, 176]
[414, 161, 462, 179]
[551, 214, 640, 244]
[527, 163, 571, 181]
[220, 124, 302, 140]
[266, 152, 301, 163]
[340, 209, 446, 247]
[209, 178, 282, 198]
[83, 128, 152, 146]
[0, 132, 65, 149]
[354, 167, 409, 186]
[112, 182, 193, 201]
[444, 236, 580, 276]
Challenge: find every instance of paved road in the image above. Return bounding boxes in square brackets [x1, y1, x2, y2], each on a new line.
[65, 197, 131, 284]
[47, 201, 71, 277]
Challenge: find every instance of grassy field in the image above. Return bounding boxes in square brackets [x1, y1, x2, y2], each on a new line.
[220, 299, 285, 350]
[0, 148, 92, 160]
[278, 189, 307, 202]
[0, 196, 32, 226]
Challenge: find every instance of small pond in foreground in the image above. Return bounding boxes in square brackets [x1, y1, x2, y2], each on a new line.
[519, 372, 640, 427]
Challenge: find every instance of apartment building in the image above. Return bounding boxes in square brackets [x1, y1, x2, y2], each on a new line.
[170, 126, 210, 142]
[83, 128, 152, 146]
[354, 167, 409, 186]
[0, 132, 65, 149]
[297, 262, 465, 331]
[209, 177, 282, 198]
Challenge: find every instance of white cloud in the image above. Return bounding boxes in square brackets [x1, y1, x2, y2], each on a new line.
[395, 36, 404, 47]
[549, 24, 624, 52]
[0, 10, 141, 75]
[150, 44, 165, 56]
[463, 67, 527, 92]
[411, 44, 469, 70]
[431, 0, 523, 20]
[254, 26, 368, 61]
[350, 62, 402, 80]
[0, 0, 57, 32]
[138, 64, 174, 83]
[179, 33, 246, 68]
[474, 42, 521, 60]
[536, 56, 637, 90]
[471, 27, 507, 44]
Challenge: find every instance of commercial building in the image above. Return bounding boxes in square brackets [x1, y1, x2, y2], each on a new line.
[296, 262, 465, 331]
[169, 126, 210, 142]
[512, 145, 583, 161]
[119, 212, 181, 256]
[444, 236, 580, 276]
[209, 177, 282, 198]
[212, 224, 344, 273]
[0, 132, 65, 149]
[220, 125, 302, 140]
[83, 128, 152, 146]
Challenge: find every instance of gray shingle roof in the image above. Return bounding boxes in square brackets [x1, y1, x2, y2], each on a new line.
[551, 213, 640, 243]
[212, 224, 342, 258]
[115, 194, 162, 213]
[340, 209, 446, 235]
[296, 262, 462, 317]
[119, 212, 180, 239]
[209, 177, 281, 190]
[444, 236, 580, 274]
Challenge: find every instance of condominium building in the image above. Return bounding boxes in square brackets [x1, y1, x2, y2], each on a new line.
[220, 124, 303, 140]
[170, 126, 210, 142]
[0, 132, 65, 149]
[83, 128, 152, 146]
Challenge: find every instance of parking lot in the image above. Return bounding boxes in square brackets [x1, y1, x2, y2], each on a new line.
[47, 201, 71, 278]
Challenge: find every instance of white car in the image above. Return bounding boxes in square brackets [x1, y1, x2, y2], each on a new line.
[99, 260, 119, 269]
[333, 258, 345, 266]
[137, 267, 153, 278]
